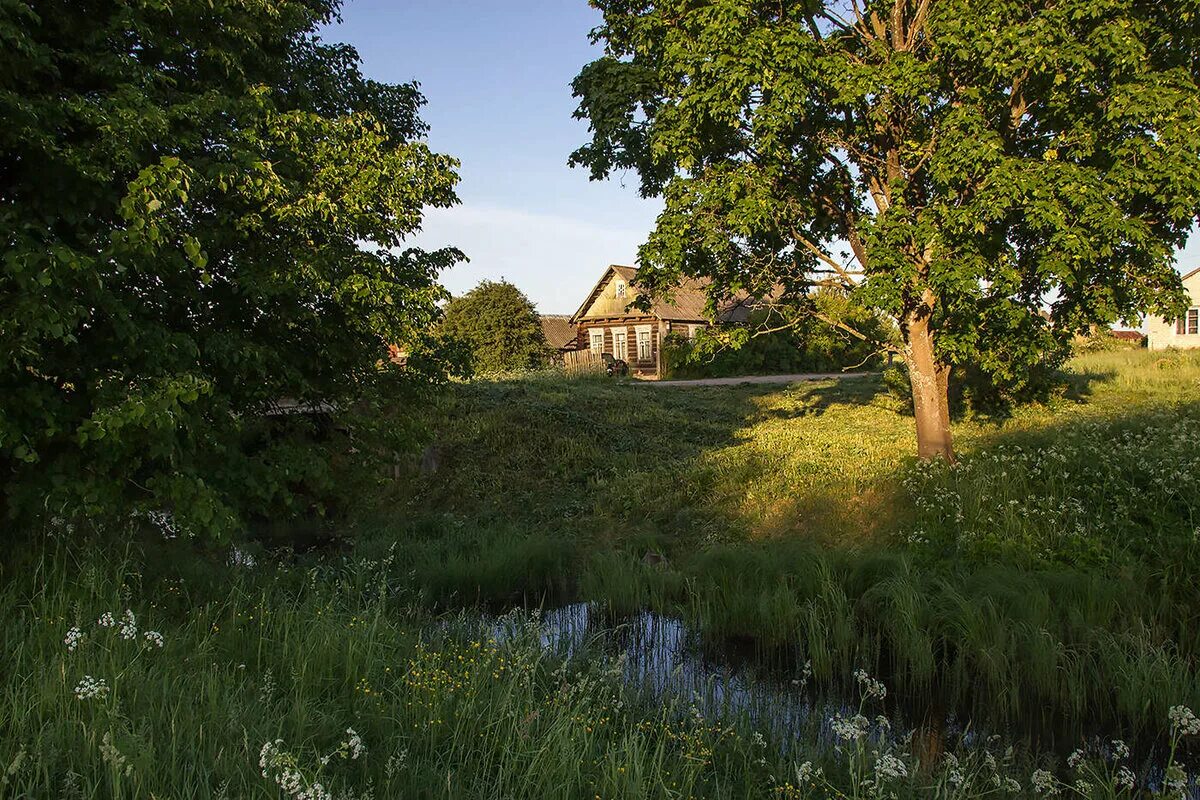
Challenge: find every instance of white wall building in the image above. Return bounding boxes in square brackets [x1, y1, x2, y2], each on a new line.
[1148, 267, 1200, 350]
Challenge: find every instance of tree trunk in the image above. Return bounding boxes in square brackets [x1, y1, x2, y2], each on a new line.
[906, 316, 955, 462]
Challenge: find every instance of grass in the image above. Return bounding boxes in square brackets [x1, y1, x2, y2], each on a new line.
[6, 349, 1200, 797]
[356, 349, 1200, 741]
[4, 539, 1196, 799]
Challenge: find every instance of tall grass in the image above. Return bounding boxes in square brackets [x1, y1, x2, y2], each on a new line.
[7, 539, 1198, 799]
[358, 350, 1200, 744]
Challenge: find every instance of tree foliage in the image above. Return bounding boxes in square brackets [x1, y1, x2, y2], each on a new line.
[0, 0, 462, 534]
[572, 0, 1200, 458]
[441, 280, 551, 373]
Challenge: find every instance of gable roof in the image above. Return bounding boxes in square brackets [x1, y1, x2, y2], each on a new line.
[1182, 265, 1200, 282]
[570, 265, 756, 324]
[539, 315, 578, 350]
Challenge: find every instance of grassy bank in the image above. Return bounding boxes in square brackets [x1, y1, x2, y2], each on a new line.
[4, 541, 1196, 799]
[359, 350, 1200, 741]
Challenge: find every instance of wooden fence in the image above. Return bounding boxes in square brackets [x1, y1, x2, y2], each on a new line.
[563, 349, 606, 376]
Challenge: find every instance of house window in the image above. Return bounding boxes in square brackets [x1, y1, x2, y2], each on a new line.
[611, 329, 628, 361]
[615, 281, 627, 299]
[1177, 309, 1200, 335]
[636, 328, 653, 361]
[589, 329, 605, 353]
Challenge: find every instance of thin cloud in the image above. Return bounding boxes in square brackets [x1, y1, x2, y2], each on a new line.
[410, 203, 656, 314]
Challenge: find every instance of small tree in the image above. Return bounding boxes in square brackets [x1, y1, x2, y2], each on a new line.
[0, 0, 462, 534]
[571, 0, 1200, 460]
[441, 280, 551, 373]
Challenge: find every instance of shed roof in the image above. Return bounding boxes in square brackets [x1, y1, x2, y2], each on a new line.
[539, 315, 578, 350]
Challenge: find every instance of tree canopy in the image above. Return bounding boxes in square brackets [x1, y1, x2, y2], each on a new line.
[441, 280, 551, 373]
[0, 0, 462, 534]
[572, 0, 1200, 459]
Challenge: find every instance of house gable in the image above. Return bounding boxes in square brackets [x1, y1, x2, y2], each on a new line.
[571, 265, 646, 321]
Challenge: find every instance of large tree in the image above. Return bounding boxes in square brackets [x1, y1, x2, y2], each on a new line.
[0, 0, 461, 533]
[441, 280, 551, 373]
[572, 0, 1200, 459]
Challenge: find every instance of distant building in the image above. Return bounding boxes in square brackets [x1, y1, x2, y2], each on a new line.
[568, 265, 755, 377]
[1148, 267, 1200, 350]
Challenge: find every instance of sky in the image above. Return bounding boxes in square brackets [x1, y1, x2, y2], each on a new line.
[322, 0, 661, 315]
[322, 0, 1200, 317]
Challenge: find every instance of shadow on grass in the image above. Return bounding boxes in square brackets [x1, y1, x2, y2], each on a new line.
[351, 366, 1200, 750]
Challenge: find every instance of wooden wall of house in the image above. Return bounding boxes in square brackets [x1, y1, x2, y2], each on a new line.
[574, 320, 663, 376]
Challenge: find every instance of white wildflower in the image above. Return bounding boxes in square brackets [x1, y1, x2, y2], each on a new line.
[1005, 777, 1022, 793]
[64, 627, 84, 652]
[118, 609, 137, 640]
[1067, 748, 1085, 769]
[796, 761, 817, 784]
[344, 728, 366, 760]
[99, 732, 132, 776]
[853, 668, 887, 700]
[1115, 766, 1136, 790]
[1169, 705, 1200, 736]
[1074, 779, 1092, 795]
[97, 611, 114, 628]
[1110, 739, 1130, 761]
[1032, 769, 1059, 795]
[74, 675, 109, 701]
[1164, 764, 1188, 799]
[143, 630, 164, 648]
[875, 753, 908, 782]
[830, 712, 870, 742]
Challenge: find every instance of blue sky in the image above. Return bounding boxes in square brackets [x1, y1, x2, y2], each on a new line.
[324, 0, 1199, 317]
[323, 0, 661, 314]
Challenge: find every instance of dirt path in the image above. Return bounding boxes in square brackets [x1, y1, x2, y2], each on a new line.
[645, 371, 875, 387]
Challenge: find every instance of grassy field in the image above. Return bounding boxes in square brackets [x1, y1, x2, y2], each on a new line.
[358, 349, 1200, 740]
[5, 349, 1200, 798]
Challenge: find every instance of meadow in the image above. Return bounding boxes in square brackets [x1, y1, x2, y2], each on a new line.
[5, 348, 1200, 798]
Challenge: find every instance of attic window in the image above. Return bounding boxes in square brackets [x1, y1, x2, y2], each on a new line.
[615, 281, 627, 299]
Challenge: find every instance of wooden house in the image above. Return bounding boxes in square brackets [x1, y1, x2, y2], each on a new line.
[568, 265, 754, 377]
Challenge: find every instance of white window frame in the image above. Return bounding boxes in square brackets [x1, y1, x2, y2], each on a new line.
[611, 328, 628, 361]
[1182, 308, 1200, 335]
[635, 324, 653, 362]
[615, 280, 627, 299]
[589, 329, 605, 353]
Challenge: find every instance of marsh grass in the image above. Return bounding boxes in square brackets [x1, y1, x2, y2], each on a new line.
[359, 350, 1200, 743]
[8, 540, 1198, 800]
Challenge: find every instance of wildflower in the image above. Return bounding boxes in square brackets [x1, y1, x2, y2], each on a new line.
[344, 728, 366, 760]
[97, 611, 115, 628]
[143, 630, 165, 648]
[796, 761, 817, 784]
[74, 675, 109, 701]
[830, 713, 870, 742]
[947, 766, 965, 788]
[99, 732, 132, 776]
[64, 627, 84, 652]
[1164, 764, 1188, 799]
[1110, 739, 1130, 761]
[853, 668, 887, 700]
[1115, 766, 1136, 790]
[1074, 779, 1093, 795]
[1169, 705, 1200, 736]
[118, 610, 137, 640]
[875, 753, 908, 782]
[1032, 769, 1059, 795]
[1005, 777, 1022, 793]
[1067, 748, 1085, 769]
